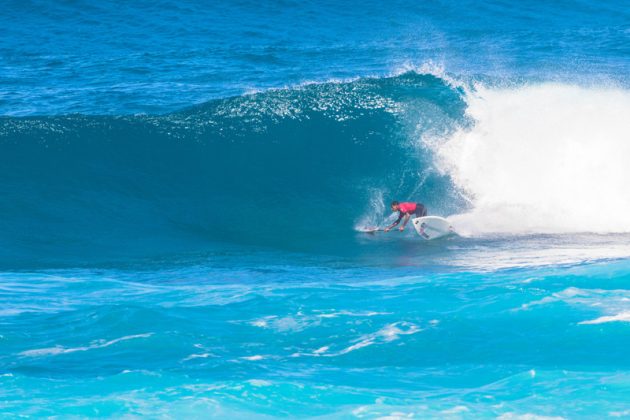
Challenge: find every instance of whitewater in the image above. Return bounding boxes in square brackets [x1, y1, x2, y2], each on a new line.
[439, 83, 630, 235]
[2, 0, 630, 418]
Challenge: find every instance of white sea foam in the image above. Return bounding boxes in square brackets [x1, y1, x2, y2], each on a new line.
[497, 414, 566, 420]
[241, 355, 265, 361]
[336, 322, 421, 355]
[441, 405, 470, 415]
[315, 310, 391, 318]
[390, 60, 467, 91]
[247, 379, 272, 387]
[519, 287, 630, 325]
[249, 310, 390, 333]
[19, 333, 153, 357]
[375, 413, 414, 420]
[434, 83, 630, 235]
[296, 322, 421, 358]
[579, 311, 630, 325]
[182, 353, 214, 362]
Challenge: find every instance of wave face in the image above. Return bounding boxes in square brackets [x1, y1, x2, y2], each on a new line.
[0, 73, 467, 266]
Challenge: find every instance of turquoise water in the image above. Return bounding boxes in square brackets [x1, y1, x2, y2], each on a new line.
[3, 251, 630, 417]
[2, 0, 630, 417]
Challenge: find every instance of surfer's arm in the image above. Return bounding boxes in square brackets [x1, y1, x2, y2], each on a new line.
[384, 212, 404, 231]
[399, 213, 411, 231]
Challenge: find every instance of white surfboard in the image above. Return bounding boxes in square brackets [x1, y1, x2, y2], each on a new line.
[411, 216, 454, 240]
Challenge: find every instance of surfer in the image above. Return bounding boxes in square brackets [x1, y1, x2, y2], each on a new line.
[384, 201, 427, 232]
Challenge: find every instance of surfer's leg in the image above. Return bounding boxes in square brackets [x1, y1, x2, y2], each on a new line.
[416, 203, 427, 217]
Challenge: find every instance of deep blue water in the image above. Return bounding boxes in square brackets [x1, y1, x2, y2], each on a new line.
[3, 0, 629, 116]
[2, 0, 630, 417]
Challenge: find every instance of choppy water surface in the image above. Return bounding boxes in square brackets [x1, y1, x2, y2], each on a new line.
[2, 0, 630, 417]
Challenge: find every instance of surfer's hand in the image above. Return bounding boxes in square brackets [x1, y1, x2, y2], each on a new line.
[399, 227, 404, 232]
[384, 227, 390, 232]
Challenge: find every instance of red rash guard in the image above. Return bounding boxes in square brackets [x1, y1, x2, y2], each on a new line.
[398, 202, 417, 213]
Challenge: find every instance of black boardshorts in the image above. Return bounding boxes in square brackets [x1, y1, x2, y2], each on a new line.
[415, 203, 427, 217]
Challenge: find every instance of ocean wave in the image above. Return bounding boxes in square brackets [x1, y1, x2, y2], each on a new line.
[3, 71, 630, 267]
[0, 72, 465, 266]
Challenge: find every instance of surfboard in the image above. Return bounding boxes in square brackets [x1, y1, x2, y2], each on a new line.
[411, 216, 454, 240]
